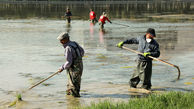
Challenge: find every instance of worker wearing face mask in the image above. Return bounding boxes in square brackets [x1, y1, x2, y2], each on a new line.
[117, 28, 160, 90]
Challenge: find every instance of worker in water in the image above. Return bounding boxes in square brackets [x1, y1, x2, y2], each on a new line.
[65, 8, 72, 24]
[89, 9, 98, 23]
[57, 32, 84, 97]
[117, 28, 160, 90]
[98, 12, 112, 29]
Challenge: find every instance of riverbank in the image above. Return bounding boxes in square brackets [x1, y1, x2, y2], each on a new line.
[77, 91, 194, 109]
[1, 0, 193, 5]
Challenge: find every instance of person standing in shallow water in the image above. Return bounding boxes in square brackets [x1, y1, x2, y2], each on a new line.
[117, 28, 160, 90]
[65, 8, 72, 24]
[89, 9, 98, 24]
[57, 32, 84, 97]
[98, 12, 112, 30]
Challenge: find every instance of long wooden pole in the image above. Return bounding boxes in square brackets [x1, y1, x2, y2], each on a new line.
[113, 22, 130, 27]
[122, 46, 180, 80]
[28, 71, 60, 90]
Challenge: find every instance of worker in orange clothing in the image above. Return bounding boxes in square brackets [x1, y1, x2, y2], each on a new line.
[98, 12, 112, 29]
[89, 9, 98, 23]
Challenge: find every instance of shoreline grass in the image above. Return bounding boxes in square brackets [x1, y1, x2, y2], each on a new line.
[78, 91, 194, 109]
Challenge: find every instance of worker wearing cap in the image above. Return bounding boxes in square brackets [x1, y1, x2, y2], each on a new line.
[98, 12, 112, 29]
[57, 32, 84, 97]
[117, 28, 160, 90]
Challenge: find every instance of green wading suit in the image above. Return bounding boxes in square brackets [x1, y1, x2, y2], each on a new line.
[67, 56, 83, 97]
[123, 35, 160, 89]
[61, 41, 84, 97]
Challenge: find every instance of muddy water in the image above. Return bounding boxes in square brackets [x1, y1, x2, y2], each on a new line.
[0, 19, 194, 109]
[1, 1, 194, 106]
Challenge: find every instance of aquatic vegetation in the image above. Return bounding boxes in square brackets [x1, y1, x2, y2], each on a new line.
[96, 54, 107, 59]
[83, 56, 89, 58]
[8, 93, 22, 107]
[18, 72, 32, 78]
[58, 101, 65, 104]
[8, 100, 17, 107]
[78, 91, 194, 109]
[42, 83, 53, 86]
[120, 66, 133, 69]
[17, 94, 22, 101]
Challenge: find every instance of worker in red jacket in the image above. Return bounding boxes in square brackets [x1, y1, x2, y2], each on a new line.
[98, 12, 112, 29]
[89, 9, 98, 23]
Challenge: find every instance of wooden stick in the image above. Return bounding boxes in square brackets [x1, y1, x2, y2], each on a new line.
[122, 46, 181, 80]
[28, 71, 60, 90]
[113, 22, 130, 27]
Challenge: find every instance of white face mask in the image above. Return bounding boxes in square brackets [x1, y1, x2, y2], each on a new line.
[146, 38, 152, 43]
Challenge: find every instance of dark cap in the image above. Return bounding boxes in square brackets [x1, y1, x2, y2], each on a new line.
[146, 28, 156, 37]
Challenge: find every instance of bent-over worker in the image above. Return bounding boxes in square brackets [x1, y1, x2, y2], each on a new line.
[98, 12, 112, 29]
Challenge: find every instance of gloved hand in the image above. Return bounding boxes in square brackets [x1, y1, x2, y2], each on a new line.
[58, 68, 64, 73]
[143, 52, 151, 57]
[110, 21, 112, 24]
[117, 41, 124, 48]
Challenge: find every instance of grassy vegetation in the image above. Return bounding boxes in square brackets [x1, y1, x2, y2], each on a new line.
[78, 91, 194, 109]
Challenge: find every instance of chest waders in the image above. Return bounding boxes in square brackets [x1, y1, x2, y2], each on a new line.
[129, 60, 152, 90]
[66, 43, 83, 97]
[99, 22, 104, 29]
[66, 17, 71, 24]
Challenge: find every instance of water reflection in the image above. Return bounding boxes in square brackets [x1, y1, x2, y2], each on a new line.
[65, 23, 71, 33]
[66, 96, 81, 109]
[89, 22, 94, 39]
[157, 30, 178, 52]
[99, 29, 105, 44]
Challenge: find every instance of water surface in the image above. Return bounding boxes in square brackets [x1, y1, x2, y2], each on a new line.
[1, 2, 194, 109]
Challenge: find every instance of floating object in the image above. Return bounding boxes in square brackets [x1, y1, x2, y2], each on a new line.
[121, 66, 133, 68]
[184, 82, 192, 85]
[8, 100, 17, 107]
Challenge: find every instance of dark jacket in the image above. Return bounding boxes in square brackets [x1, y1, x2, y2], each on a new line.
[65, 11, 72, 17]
[123, 35, 160, 61]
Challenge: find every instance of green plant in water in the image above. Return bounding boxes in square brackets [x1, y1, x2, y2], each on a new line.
[8, 93, 22, 107]
[17, 93, 22, 101]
